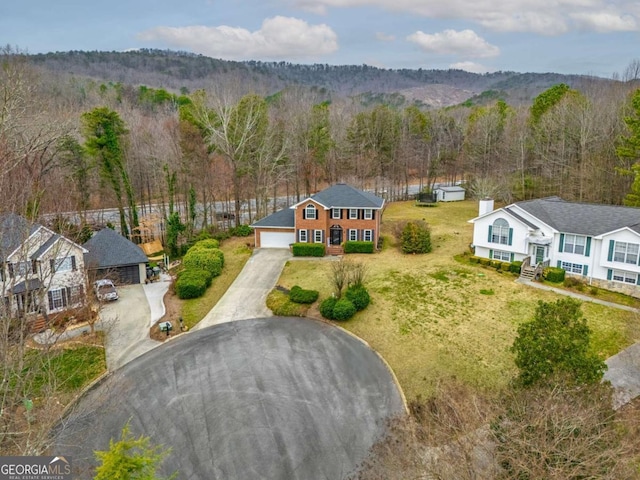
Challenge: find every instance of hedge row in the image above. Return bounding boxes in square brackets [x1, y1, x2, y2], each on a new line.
[292, 243, 325, 257]
[544, 267, 566, 283]
[469, 256, 522, 274]
[344, 241, 374, 254]
[176, 245, 226, 299]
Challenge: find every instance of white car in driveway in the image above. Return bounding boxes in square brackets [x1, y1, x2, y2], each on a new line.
[94, 279, 119, 302]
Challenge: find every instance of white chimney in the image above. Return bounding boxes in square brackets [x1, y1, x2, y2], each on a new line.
[479, 198, 494, 216]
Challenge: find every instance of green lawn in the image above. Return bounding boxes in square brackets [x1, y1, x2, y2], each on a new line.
[276, 200, 640, 400]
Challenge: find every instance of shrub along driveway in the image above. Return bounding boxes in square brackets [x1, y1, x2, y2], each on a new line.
[193, 248, 292, 330]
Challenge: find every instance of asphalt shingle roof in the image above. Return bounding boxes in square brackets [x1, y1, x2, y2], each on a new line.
[83, 228, 148, 268]
[309, 184, 385, 209]
[0, 213, 40, 260]
[516, 196, 640, 236]
[251, 208, 295, 228]
[31, 233, 60, 260]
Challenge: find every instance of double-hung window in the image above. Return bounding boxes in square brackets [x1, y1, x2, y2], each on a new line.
[364, 209, 373, 220]
[348, 229, 358, 241]
[331, 208, 341, 219]
[314, 230, 323, 243]
[563, 235, 586, 255]
[363, 230, 373, 242]
[305, 204, 316, 220]
[490, 219, 510, 245]
[349, 208, 358, 219]
[492, 250, 511, 262]
[299, 230, 308, 243]
[561, 262, 583, 274]
[614, 242, 639, 265]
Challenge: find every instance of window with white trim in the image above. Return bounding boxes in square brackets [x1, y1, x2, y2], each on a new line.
[332, 208, 341, 219]
[305, 204, 316, 220]
[314, 230, 323, 243]
[349, 208, 358, 219]
[12, 261, 31, 277]
[364, 209, 373, 220]
[49, 288, 67, 310]
[612, 270, 638, 285]
[298, 230, 307, 243]
[561, 262, 583, 274]
[613, 242, 639, 265]
[563, 234, 586, 255]
[491, 218, 509, 245]
[348, 229, 358, 241]
[54, 256, 74, 273]
[363, 229, 373, 242]
[493, 250, 511, 262]
[69, 285, 84, 304]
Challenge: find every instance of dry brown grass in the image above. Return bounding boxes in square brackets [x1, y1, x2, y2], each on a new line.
[277, 200, 640, 400]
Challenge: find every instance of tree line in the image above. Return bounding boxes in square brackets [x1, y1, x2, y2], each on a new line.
[2, 47, 640, 249]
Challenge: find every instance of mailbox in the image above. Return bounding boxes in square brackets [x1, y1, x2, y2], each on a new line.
[159, 321, 172, 332]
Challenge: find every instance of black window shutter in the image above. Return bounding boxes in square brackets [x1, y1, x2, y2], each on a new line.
[71, 256, 77, 271]
[47, 291, 54, 311]
[372, 210, 375, 220]
[31, 260, 37, 274]
[302, 207, 306, 219]
[65, 287, 71, 307]
[340, 209, 343, 219]
[8, 263, 14, 278]
[50, 259, 55, 273]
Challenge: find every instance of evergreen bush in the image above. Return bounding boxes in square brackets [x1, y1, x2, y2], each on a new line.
[344, 241, 375, 253]
[319, 297, 338, 320]
[345, 285, 370, 311]
[292, 243, 325, 257]
[183, 247, 224, 277]
[400, 220, 432, 254]
[544, 267, 565, 283]
[333, 298, 357, 321]
[289, 286, 319, 304]
[175, 269, 210, 299]
[510, 260, 523, 274]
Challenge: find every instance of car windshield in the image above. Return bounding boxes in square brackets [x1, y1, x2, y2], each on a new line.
[98, 285, 115, 292]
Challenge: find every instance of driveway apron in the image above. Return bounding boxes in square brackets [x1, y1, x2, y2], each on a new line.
[99, 284, 160, 371]
[195, 248, 292, 330]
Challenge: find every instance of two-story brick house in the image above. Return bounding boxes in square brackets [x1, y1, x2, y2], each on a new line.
[252, 184, 385, 254]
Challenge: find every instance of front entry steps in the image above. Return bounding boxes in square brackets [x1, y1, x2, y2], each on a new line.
[326, 245, 344, 256]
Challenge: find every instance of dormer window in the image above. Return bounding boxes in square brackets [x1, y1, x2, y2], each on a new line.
[305, 204, 317, 220]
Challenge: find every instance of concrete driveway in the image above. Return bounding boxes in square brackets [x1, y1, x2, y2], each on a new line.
[53, 317, 405, 480]
[195, 248, 292, 330]
[98, 284, 160, 371]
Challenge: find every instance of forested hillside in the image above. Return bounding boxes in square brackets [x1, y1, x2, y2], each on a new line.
[30, 49, 609, 107]
[1, 48, 639, 248]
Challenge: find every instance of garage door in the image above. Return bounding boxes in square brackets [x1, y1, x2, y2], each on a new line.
[260, 231, 295, 248]
[96, 264, 141, 285]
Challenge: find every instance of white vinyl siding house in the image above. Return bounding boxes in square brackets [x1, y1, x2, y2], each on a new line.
[469, 197, 640, 297]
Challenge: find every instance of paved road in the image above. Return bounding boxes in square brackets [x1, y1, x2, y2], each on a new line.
[53, 317, 406, 480]
[195, 248, 292, 330]
[98, 284, 160, 371]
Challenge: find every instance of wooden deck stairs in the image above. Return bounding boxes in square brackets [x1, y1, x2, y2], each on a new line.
[518, 257, 549, 281]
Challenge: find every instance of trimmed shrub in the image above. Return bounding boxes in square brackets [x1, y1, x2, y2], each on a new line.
[500, 262, 511, 272]
[319, 297, 338, 320]
[183, 248, 224, 278]
[175, 269, 209, 299]
[510, 260, 523, 274]
[344, 241, 375, 254]
[292, 243, 325, 257]
[479, 257, 491, 266]
[333, 298, 357, 321]
[400, 220, 432, 254]
[191, 238, 220, 250]
[490, 260, 502, 269]
[231, 225, 253, 237]
[544, 267, 566, 283]
[345, 285, 370, 311]
[469, 256, 481, 264]
[289, 286, 319, 304]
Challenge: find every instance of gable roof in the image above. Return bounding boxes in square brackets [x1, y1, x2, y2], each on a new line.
[515, 196, 640, 236]
[0, 213, 40, 260]
[83, 228, 148, 269]
[297, 184, 385, 209]
[251, 208, 295, 228]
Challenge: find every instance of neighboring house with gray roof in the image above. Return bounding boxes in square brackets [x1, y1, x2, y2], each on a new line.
[469, 197, 640, 297]
[0, 213, 88, 320]
[252, 184, 385, 253]
[83, 228, 149, 284]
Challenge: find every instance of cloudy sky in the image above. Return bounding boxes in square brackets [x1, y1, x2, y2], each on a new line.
[1, 0, 638, 77]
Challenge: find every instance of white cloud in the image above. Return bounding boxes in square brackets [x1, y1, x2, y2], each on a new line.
[571, 11, 637, 32]
[138, 16, 338, 60]
[375, 32, 395, 41]
[292, 0, 640, 35]
[449, 61, 495, 73]
[407, 29, 499, 58]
